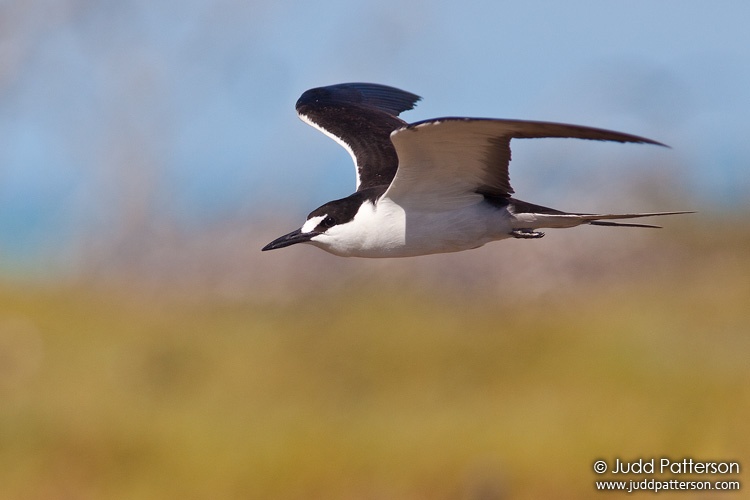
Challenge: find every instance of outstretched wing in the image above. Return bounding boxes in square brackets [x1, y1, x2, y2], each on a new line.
[295, 83, 421, 190]
[385, 117, 666, 209]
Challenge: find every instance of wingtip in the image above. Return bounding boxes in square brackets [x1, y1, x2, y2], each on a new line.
[643, 138, 671, 148]
[296, 82, 421, 117]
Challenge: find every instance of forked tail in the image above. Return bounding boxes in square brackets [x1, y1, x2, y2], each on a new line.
[508, 198, 693, 230]
[508, 201, 693, 237]
[576, 211, 693, 229]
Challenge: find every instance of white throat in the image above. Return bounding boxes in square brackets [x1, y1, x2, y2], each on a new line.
[309, 199, 407, 257]
[309, 199, 514, 258]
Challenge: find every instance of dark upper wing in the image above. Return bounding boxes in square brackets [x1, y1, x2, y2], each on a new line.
[385, 117, 666, 209]
[295, 83, 421, 191]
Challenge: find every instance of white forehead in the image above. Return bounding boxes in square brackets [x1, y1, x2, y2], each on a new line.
[301, 214, 327, 233]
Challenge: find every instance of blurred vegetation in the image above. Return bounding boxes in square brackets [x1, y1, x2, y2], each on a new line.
[0, 217, 748, 499]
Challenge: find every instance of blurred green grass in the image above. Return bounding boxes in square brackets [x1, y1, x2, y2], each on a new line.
[1, 228, 749, 499]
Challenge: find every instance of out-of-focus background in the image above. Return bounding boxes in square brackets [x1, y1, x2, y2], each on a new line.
[1, 1, 748, 499]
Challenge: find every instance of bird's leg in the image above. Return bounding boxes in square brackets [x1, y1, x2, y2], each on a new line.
[510, 229, 545, 239]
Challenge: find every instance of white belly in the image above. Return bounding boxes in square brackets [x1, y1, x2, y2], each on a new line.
[311, 200, 514, 258]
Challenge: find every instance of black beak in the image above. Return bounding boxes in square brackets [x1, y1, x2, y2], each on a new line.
[262, 228, 314, 251]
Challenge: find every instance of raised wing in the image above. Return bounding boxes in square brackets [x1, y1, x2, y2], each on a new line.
[384, 117, 666, 209]
[295, 83, 421, 190]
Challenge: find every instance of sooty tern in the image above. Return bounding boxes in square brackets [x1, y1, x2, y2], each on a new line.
[263, 83, 689, 258]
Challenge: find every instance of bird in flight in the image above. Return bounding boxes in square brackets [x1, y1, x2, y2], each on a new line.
[263, 83, 688, 258]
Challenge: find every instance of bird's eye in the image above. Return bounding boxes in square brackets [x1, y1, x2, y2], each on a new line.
[321, 215, 335, 228]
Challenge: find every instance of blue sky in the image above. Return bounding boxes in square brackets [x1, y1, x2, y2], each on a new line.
[0, 0, 748, 267]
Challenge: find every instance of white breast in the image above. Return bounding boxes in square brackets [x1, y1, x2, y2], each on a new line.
[311, 199, 514, 258]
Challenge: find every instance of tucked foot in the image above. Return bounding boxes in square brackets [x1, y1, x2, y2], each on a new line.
[511, 229, 545, 239]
